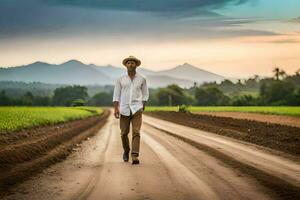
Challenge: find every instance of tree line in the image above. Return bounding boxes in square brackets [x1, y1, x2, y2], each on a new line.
[0, 68, 299, 106]
[150, 68, 299, 106]
[0, 85, 113, 106]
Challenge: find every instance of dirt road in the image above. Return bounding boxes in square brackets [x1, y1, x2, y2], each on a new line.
[3, 109, 299, 200]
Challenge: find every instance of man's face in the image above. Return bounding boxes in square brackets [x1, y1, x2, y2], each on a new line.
[125, 60, 137, 71]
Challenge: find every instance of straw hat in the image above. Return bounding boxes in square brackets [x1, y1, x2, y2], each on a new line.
[122, 55, 141, 67]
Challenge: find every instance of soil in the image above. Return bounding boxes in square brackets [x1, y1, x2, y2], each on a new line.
[0, 109, 110, 194]
[144, 111, 300, 156]
[193, 111, 300, 128]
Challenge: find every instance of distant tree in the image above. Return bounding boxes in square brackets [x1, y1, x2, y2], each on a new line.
[273, 67, 280, 80]
[156, 88, 170, 106]
[260, 80, 295, 105]
[273, 67, 286, 80]
[33, 96, 51, 106]
[237, 79, 243, 85]
[195, 86, 229, 106]
[201, 81, 217, 87]
[22, 91, 34, 105]
[285, 69, 300, 86]
[0, 90, 11, 106]
[88, 92, 112, 106]
[244, 75, 260, 88]
[221, 79, 234, 85]
[53, 85, 88, 106]
[71, 99, 86, 106]
[295, 69, 300, 76]
[259, 82, 267, 104]
[193, 82, 197, 88]
[156, 84, 193, 106]
[147, 90, 159, 106]
[291, 88, 300, 105]
[217, 79, 238, 94]
[231, 95, 258, 106]
[279, 69, 287, 80]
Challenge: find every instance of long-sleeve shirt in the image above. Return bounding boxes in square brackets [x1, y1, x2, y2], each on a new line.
[112, 72, 149, 116]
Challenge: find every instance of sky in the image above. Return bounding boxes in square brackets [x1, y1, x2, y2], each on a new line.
[0, 0, 299, 78]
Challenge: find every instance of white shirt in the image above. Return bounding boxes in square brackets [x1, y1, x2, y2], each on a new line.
[112, 72, 149, 116]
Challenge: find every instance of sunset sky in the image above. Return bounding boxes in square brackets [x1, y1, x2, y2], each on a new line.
[0, 0, 299, 78]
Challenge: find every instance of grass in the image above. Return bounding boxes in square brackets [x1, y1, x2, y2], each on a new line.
[145, 106, 300, 117]
[0, 106, 103, 132]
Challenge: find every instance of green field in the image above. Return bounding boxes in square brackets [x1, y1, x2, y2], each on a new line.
[145, 106, 300, 117]
[0, 106, 103, 132]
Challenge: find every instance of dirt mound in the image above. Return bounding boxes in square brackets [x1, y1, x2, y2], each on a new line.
[0, 109, 110, 194]
[145, 111, 300, 156]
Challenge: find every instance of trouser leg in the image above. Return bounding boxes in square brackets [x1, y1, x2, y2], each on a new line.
[131, 108, 143, 157]
[120, 114, 131, 153]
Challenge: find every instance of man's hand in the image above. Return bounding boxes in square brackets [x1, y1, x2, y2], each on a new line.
[142, 101, 147, 111]
[113, 101, 120, 119]
[114, 107, 120, 119]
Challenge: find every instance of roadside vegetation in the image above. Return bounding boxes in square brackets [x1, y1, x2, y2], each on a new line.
[145, 106, 300, 117]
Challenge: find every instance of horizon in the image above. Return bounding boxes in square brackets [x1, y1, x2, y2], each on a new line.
[0, 0, 299, 78]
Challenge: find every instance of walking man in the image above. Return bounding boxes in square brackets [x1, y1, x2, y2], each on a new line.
[112, 55, 149, 164]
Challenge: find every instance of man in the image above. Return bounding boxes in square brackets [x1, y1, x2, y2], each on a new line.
[112, 55, 149, 165]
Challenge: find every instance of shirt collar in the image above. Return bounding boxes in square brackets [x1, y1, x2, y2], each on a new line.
[127, 72, 139, 79]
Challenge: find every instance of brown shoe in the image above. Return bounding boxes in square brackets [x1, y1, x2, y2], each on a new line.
[132, 155, 140, 165]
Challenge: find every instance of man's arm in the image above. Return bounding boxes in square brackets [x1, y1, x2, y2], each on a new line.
[112, 79, 121, 118]
[141, 78, 149, 111]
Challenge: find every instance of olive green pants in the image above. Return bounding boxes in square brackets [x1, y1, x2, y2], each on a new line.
[120, 108, 143, 157]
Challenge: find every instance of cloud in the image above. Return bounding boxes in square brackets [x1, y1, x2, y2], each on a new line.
[0, 0, 278, 42]
[41, 0, 250, 16]
[271, 39, 300, 43]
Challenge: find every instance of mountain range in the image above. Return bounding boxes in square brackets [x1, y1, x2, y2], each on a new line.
[0, 60, 225, 88]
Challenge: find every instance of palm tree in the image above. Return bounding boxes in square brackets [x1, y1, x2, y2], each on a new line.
[278, 69, 287, 80]
[295, 69, 300, 76]
[273, 67, 286, 80]
[273, 67, 280, 80]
